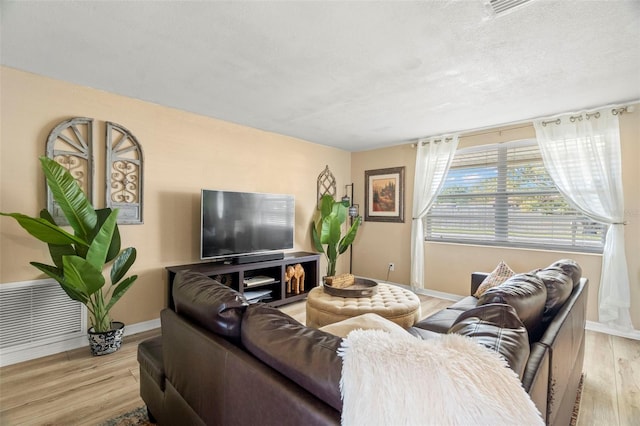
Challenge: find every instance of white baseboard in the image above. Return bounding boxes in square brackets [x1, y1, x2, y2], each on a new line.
[122, 318, 161, 336]
[585, 320, 640, 340]
[0, 318, 161, 368]
[413, 288, 465, 302]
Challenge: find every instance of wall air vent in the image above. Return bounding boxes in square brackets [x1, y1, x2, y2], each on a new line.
[488, 0, 532, 15]
[0, 279, 86, 366]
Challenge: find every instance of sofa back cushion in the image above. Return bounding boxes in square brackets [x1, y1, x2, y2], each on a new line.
[449, 303, 530, 379]
[549, 259, 582, 288]
[241, 304, 343, 411]
[477, 273, 547, 341]
[535, 266, 574, 323]
[172, 270, 248, 338]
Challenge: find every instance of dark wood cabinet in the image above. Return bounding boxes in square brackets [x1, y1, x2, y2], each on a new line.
[166, 251, 320, 308]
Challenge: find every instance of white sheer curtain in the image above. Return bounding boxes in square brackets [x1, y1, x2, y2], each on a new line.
[411, 136, 458, 289]
[533, 108, 633, 330]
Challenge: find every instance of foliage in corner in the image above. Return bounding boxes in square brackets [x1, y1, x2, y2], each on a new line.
[1, 156, 137, 332]
[311, 194, 361, 277]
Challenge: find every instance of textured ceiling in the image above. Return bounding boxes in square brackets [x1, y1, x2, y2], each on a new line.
[1, 1, 639, 151]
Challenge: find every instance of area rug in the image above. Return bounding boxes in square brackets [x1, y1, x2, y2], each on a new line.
[99, 406, 151, 426]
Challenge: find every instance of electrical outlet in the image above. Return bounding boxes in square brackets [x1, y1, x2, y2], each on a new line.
[388, 262, 395, 272]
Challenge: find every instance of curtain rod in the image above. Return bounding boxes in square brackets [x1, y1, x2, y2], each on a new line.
[409, 100, 639, 147]
[540, 105, 635, 126]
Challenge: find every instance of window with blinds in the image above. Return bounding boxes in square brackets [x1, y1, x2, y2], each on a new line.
[425, 139, 606, 252]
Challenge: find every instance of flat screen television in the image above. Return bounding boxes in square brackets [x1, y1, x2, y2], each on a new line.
[200, 189, 295, 260]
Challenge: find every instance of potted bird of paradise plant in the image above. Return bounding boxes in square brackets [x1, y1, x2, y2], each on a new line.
[311, 194, 361, 279]
[1, 156, 137, 355]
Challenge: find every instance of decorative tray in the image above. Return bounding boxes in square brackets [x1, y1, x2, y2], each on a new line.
[322, 277, 378, 298]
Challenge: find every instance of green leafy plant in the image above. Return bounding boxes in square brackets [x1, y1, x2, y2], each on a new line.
[1, 156, 137, 333]
[311, 194, 361, 277]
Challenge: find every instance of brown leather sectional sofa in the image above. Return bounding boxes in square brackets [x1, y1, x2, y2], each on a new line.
[139, 260, 587, 425]
[413, 259, 588, 426]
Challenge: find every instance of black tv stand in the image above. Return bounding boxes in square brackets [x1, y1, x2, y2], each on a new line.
[166, 251, 320, 309]
[234, 252, 284, 264]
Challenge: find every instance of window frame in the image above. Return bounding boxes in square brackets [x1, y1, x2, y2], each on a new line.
[425, 138, 606, 253]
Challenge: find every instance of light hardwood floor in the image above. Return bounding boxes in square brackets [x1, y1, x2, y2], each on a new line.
[0, 295, 638, 425]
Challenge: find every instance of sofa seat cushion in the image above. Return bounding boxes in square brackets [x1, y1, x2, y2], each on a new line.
[448, 303, 530, 379]
[137, 336, 165, 390]
[447, 296, 479, 312]
[412, 308, 464, 334]
[172, 270, 248, 338]
[477, 273, 547, 342]
[241, 304, 343, 411]
[320, 313, 410, 338]
[407, 327, 443, 340]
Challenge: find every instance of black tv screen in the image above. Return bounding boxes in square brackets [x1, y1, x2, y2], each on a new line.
[200, 190, 295, 260]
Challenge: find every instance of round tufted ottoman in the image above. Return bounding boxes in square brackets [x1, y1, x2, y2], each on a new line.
[306, 282, 421, 328]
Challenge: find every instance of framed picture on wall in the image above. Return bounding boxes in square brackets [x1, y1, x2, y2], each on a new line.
[364, 166, 405, 223]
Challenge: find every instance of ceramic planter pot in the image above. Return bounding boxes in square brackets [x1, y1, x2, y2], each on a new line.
[88, 321, 125, 356]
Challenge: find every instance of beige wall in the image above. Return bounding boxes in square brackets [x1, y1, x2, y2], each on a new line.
[2, 66, 638, 329]
[352, 106, 640, 328]
[0, 67, 351, 325]
[351, 144, 416, 283]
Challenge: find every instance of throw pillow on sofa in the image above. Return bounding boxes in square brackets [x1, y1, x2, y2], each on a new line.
[241, 304, 343, 411]
[448, 303, 530, 379]
[172, 270, 248, 338]
[473, 260, 515, 298]
[477, 273, 547, 341]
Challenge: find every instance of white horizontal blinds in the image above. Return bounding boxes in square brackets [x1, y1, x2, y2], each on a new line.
[426, 139, 606, 252]
[504, 142, 605, 248]
[427, 146, 497, 243]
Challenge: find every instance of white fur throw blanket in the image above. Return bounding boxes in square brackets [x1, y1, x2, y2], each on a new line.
[338, 330, 543, 426]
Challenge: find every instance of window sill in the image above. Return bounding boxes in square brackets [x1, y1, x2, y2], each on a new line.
[424, 240, 604, 257]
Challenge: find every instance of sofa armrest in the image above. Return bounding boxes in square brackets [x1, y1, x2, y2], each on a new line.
[522, 342, 549, 424]
[537, 277, 588, 426]
[471, 272, 488, 295]
[138, 336, 165, 424]
[161, 308, 231, 423]
[161, 308, 340, 426]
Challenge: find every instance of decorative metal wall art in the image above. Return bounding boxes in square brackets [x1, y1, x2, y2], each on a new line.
[316, 165, 337, 206]
[44, 117, 144, 225]
[106, 122, 144, 224]
[46, 117, 94, 225]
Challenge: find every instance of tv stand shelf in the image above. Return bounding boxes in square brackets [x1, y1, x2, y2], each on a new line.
[166, 251, 320, 309]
